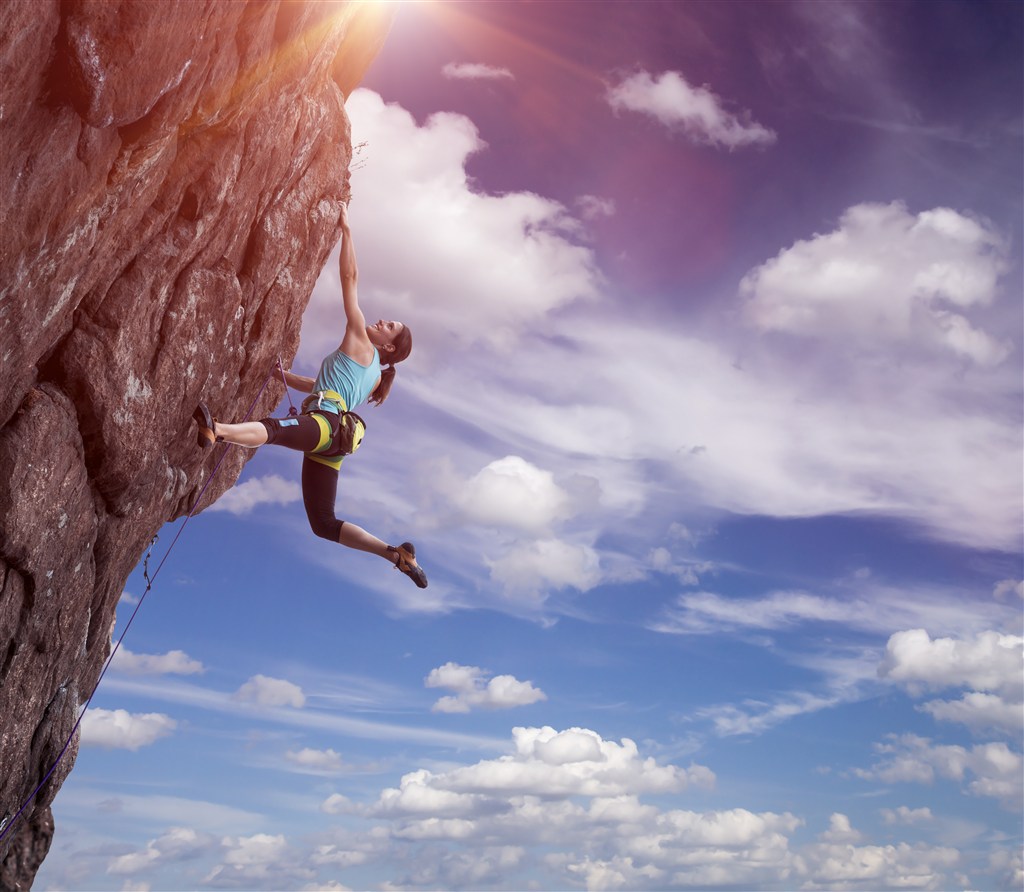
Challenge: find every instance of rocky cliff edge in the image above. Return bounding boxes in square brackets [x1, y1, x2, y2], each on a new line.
[0, 2, 392, 886]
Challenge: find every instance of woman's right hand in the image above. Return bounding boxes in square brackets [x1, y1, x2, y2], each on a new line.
[339, 202, 350, 231]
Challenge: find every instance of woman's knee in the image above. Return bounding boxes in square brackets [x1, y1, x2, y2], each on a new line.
[308, 513, 344, 542]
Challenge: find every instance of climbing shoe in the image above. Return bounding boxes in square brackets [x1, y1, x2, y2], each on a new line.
[192, 402, 219, 448]
[390, 542, 428, 588]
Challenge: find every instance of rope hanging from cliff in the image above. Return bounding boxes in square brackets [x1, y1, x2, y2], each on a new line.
[0, 369, 278, 845]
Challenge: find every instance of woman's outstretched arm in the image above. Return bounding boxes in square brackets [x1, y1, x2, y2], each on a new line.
[282, 370, 314, 392]
[338, 205, 364, 330]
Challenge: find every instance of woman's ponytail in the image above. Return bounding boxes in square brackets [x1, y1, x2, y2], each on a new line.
[369, 364, 397, 406]
[368, 324, 412, 405]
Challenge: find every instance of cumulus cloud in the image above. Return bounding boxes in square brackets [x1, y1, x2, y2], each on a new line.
[111, 646, 204, 676]
[801, 838, 959, 890]
[232, 675, 305, 709]
[880, 629, 1024, 696]
[454, 456, 571, 534]
[80, 708, 176, 750]
[301, 89, 601, 361]
[853, 734, 1023, 805]
[204, 833, 313, 888]
[442, 62, 514, 81]
[880, 806, 933, 825]
[606, 69, 776, 148]
[920, 692, 1023, 734]
[742, 202, 1011, 364]
[320, 793, 354, 816]
[880, 629, 1023, 734]
[373, 727, 713, 806]
[284, 747, 345, 773]
[820, 812, 864, 843]
[487, 538, 602, 596]
[208, 474, 301, 515]
[108, 827, 215, 875]
[425, 662, 547, 713]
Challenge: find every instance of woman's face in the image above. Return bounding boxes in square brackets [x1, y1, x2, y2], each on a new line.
[367, 319, 404, 351]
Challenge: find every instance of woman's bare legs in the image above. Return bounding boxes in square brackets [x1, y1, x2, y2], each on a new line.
[337, 522, 398, 562]
[214, 420, 269, 448]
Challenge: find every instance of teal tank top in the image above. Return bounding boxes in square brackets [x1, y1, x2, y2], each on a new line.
[311, 347, 380, 414]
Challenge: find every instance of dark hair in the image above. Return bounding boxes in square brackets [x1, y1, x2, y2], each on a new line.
[369, 324, 412, 405]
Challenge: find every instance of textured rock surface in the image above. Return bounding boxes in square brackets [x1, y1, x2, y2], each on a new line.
[0, 1, 392, 885]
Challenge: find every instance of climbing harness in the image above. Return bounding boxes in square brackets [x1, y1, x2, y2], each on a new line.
[0, 367, 278, 845]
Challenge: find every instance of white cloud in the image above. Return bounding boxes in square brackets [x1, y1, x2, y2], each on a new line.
[576, 194, 616, 220]
[994, 579, 1023, 600]
[284, 747, 345, 773]
[376, 726, 714, 804]
[880, 806, 933, 825]
[654, 589, 855, 635]
[741, 202, 1011, 364]
[606, 69, 776, 149]
[232, 675, 306, 709]
[80, 708, 176, 750]
[301, 89, 601, 362]
[111, 646, 204, 676]
[487, 538, 602, 596]
[820, 812, 863, 843]
[920, 692, 1023, 735]
[207, 474, 300, 515]
[425, 662, 547, 713]
[801, 839, 959, 890]
[320, 793, 354, 815]
[989, 847, 1024, 889]
[853, 734, 1023, 805]
[454, 456, 571, 534]
[442, 62, 514, 81]
[646, 548, 701, 585]
[879, 629, 1023, 696]
[108, 827, 215, 875]
[879, 629, 1023, 734]
[697, 690, 847, 738]
[652, 586, 1016, 641]
[204, 833, 313, 888]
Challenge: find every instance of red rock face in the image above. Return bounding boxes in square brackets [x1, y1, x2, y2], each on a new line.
[0, 1, 392, 884]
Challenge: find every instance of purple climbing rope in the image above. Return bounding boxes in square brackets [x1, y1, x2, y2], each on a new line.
[278, 355, 299, 417]
[0, 370, 276, 844]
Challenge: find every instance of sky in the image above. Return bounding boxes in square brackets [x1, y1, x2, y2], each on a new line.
[34, 1, 1023, 890]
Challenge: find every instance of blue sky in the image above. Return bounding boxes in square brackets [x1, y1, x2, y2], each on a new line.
[36, 2, 1022, 889]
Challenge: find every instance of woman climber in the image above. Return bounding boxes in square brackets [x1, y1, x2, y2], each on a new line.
[192, 204, 427, 588]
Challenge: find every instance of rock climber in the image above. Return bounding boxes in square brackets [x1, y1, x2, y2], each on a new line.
[193, 204, 427, 588]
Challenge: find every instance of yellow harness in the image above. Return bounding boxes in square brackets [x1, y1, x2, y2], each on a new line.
[303, 390, 365, 470]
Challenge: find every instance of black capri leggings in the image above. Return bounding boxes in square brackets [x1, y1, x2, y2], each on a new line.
[261, 413, 346, 542]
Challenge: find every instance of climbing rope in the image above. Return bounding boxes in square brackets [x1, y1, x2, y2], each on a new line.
[0, 368, 279, 844]
[278, 355, 299, 417]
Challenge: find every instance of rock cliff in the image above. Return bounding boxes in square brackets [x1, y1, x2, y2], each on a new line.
[0, 2, 392, 886]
